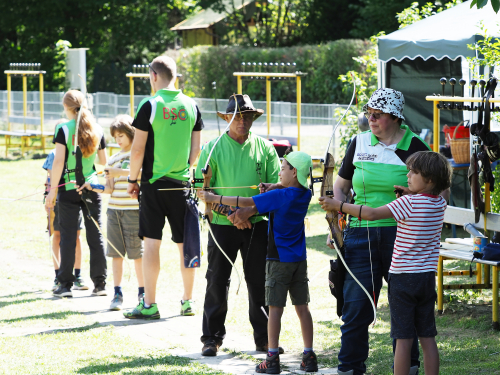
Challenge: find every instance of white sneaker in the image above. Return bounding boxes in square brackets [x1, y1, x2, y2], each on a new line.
[110, 294, 123, 310]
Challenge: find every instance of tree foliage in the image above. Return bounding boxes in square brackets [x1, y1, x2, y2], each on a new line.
[172, 39, 370, 103]
[0, 0, 195, 93]
[470, 0, 500, 13]
[396, 0, 463, 29]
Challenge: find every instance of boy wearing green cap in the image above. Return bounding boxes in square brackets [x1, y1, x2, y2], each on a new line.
[198, 151, 317, 374]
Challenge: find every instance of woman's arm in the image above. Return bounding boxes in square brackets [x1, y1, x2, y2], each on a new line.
[332, 175, 352, 203]
[45, 143, 66, 211]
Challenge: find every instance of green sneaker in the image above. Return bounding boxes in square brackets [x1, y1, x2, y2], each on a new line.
[180, 299, 195, 316]
[73, 277, 89, 290]
[123, 300, 160, 320]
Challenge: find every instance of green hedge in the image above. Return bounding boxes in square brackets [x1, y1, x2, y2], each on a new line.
[168, 39, 370, 104]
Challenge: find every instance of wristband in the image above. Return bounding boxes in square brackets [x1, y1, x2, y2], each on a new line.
[90, 183, 105, 192]
[220, 195, 223, 205]
[339, 201, 344, 214]
[127, 176, 138, 184]
[358, 205, 363, 221]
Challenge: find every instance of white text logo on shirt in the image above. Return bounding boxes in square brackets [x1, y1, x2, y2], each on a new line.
[356, 152, 377, 161]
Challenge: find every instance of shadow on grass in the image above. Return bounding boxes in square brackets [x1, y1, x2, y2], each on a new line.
[0, 297, 44, 309]
[28, 322, 103, 336]
[77, 353, 193, 374]
[0, 291, 38, 299]
[0, 310, 82, 324]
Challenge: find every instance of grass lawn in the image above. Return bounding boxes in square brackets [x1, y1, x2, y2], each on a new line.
[0, 152, 499, 374]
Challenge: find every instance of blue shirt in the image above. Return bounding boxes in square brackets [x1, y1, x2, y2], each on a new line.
[253, 187, 312, 262]
[42, 149, 56, 171]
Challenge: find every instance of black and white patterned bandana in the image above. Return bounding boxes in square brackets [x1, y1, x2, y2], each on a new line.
[362, 88, 405, 120]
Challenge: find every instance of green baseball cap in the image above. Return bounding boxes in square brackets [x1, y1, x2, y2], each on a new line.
[283, 151, 313, 189]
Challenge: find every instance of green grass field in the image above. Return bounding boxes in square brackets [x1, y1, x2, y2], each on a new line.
[0, 149, 499, 374]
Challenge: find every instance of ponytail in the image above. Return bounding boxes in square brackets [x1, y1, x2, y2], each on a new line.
[63, 90, 99, 157]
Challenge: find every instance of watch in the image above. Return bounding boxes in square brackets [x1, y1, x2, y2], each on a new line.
[127, 176, 138, 184]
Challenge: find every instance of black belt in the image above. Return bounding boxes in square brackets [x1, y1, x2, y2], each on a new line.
[142, 175, 190, 187]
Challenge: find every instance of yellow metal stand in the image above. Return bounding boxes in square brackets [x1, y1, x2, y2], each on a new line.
[126, 71, 182, 117]
[233, 71, 306, 151]
[427, 94, 500, 328]
[3, 67, 47, 155]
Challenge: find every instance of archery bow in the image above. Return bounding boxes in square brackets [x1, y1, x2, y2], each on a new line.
[198, 100, 243, 294]
[73, 75, 129, 268]
[318, 76, 377, 326]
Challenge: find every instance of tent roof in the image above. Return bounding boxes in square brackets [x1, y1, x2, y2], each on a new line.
[378, 1, 500, 62]
[171, 0, 254, 31]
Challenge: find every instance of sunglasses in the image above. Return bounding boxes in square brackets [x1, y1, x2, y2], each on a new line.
[364, 112, 385, 120]
[233, 113, 255, 121]
[148, 63, 157, 75]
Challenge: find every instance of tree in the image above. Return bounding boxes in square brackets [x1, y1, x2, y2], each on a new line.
[0, 0, 195, 93]
[470, 0, 500, 13]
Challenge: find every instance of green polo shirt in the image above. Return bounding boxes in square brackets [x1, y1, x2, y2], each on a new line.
[195, 132, 280, 226]
[338, 125, 431, 227]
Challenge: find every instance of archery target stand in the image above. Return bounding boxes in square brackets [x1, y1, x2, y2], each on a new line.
[126, 65, 181, 117]
[426, 93, 500, 330]
[2, 63, 51, 157]
[234, 62, 307, 151]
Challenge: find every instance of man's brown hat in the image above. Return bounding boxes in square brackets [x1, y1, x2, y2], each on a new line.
[216, 94, 264, 120]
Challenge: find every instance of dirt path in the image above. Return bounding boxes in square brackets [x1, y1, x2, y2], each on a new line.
[0, 248, 338, 374]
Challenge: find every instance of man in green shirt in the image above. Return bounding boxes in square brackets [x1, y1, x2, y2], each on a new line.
[125, 55, 203, 320]
[196, 94, 280, 356]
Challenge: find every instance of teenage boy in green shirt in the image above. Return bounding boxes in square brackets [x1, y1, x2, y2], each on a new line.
[125, 55, 203, 319]
[195, 94, 280, 356]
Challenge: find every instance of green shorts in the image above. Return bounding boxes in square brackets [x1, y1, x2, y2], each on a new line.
[265, 260, 309, 307]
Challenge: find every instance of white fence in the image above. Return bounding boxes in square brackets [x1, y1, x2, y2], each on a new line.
[0, 90, 350, 155]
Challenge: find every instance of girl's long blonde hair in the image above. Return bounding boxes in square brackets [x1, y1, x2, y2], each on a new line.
[63, 90, 99, 157]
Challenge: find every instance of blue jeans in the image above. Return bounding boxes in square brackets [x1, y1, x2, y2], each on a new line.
[338, 226, 420, 374]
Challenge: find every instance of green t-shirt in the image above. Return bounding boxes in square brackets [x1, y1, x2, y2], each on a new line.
[195, 132, 280, 226]
[338, 125, 431, 227]
[53, 119, 103, 190]
[134, 89, 200, 183]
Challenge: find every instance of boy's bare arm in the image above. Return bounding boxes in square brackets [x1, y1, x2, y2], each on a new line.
[319, 197, 393, 221]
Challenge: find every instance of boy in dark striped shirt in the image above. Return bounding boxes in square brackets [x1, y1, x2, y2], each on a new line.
[319, 151, 451, 375]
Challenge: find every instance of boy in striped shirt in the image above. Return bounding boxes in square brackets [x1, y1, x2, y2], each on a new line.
[319, 151, 451, 375]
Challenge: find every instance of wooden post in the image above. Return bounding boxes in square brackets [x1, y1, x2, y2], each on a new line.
[22, 74, 27, 133]
[129, 76, 134, 117]
[437, 255, 444, 314]
[39, 73, 44, 153]
[493, 266, 499, 330]
[266, 77, 271, 138]
[433, 100, 440, 152]
[237, 76, 242, 95]
[296, 75, 301, 151]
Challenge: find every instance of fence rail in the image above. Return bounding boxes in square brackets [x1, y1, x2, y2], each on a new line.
[0, 90, 350, 156]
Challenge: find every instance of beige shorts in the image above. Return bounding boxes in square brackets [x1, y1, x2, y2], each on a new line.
[106, 209, 143, 259]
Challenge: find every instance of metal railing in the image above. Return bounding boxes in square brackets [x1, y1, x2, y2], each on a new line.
[0, 90, 349, 155]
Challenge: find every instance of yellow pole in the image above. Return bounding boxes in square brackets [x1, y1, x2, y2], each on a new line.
[237, 76, 242, 95]
[22, 74, 27, 133]
[296, 76, 301, 151]
[493, 266, 498, 330]
[266, 77, 271, 138]
[437, 255, 443, 314]
[39, 73, 44, 153]
[129, 76, 134, 117]
[433, 100, 440, 151]
[7, 74, 11, 132]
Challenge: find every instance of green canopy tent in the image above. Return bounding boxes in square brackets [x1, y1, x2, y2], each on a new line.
[378, 0, 500, 135]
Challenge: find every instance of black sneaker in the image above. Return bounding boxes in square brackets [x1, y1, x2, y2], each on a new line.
[300, 351, 318, 372]
[91, 283, 107, 296]
[201, 341, 219, 356]
[255, 352, 280, 374]
[53, 286, 73, 298]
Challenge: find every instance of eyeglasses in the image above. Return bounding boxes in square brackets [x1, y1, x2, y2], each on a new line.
[148, 63, 157, 75]
[233, 113, 254, 121]
[364, 112, 384, 120]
